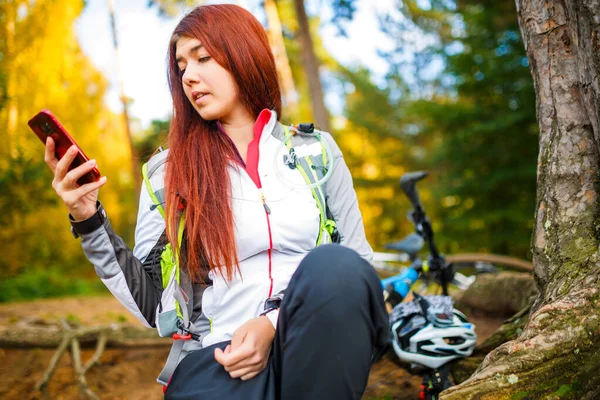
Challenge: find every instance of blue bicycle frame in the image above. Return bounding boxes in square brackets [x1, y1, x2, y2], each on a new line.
[380, 264, 420, 302]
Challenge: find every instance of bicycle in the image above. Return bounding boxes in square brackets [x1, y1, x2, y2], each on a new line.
[368, 171, 533, 400]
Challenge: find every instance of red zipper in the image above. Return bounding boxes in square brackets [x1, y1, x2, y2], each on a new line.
[221, 109, 274, 299]
[261, 191, 274, 298]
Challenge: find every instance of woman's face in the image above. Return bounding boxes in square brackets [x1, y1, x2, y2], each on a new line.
[175, 36, 243, 122]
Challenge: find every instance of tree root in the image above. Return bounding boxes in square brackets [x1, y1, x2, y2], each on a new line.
[30, 319, 167, 399]
[441, 287, 600, 399]
[451, 304, 531, 385]
[68, 323, 99, 400]
[35, 327, 74, 398]
[83, 332, 107, 374]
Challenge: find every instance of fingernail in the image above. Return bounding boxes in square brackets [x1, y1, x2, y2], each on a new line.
[89, 159, 96, 165]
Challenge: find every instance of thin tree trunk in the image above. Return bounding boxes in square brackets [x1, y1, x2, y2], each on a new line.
[107, 0, 141, 196]
[443, 1, 600, 398]
[264, 0, 299, 119]
[292, 0, 331, 132]
[4, 1, 18, 159]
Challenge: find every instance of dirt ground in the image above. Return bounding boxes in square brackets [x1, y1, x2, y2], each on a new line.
[0, 295, 505, 400]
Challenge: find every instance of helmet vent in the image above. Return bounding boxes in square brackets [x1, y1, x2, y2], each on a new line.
[443, 337, 466, 345]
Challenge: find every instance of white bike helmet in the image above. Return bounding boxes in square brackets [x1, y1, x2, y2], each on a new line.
[390, 301, 477, 369]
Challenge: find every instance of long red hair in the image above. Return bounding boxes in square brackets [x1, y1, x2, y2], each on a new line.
[165, 4, 281, 282]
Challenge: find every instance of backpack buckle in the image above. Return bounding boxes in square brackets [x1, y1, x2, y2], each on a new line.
[174, 320, 201, 341]
[297, 123, 314, 133]
[172, 333, 192, 340]
[283, 148, 297, 169]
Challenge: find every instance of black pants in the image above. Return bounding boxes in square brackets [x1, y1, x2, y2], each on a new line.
[165, 244, 389, 400]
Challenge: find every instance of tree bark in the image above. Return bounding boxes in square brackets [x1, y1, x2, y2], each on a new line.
[442, 1, 600, 398]
[264, 0, 299, 119]
[292, 0, 331, 132]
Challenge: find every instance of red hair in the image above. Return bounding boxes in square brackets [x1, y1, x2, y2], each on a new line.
[165, 4, 281, 282]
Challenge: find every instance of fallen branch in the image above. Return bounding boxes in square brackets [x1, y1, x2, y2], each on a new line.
[69, 332, 99, 400]
[35, 328, 74, 396]
[83, 332, 107, 374]
[25, 319, 170, 399]
[0, 318, 170, 348]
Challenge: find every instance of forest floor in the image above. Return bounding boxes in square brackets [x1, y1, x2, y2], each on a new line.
[0, 295, 505, 400]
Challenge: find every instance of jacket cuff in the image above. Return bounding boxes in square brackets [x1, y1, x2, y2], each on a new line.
[262, 308, 279, 330]
[262, 290, 285, 312]
[69, 201, 106, 238]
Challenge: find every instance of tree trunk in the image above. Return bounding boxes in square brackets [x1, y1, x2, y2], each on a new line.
[264, 0, 299, 119]
[3, 1, 18, 160]
[442, 1, 600, 398]
[107, 0, 141, 197]
[292, 0, 331, 132]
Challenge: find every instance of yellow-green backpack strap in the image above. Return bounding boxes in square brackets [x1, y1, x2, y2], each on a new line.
[283, 126, 328, 245]
[316, 137, 338, 240]
[303, 156, 328, 245]
[142, 162, 166, 218]
[159, 212, 186, 319]
[174, 213, 185, 286]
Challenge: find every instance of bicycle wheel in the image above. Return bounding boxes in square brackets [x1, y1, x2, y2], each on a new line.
[447, 253, 532, 274]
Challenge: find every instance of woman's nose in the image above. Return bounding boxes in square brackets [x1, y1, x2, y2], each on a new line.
[182, 68, 200, 86]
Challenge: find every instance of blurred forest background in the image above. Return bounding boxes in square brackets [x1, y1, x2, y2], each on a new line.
[0, 0, 538, 302]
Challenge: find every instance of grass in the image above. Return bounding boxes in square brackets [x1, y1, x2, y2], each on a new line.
[0, 267, 108, 302]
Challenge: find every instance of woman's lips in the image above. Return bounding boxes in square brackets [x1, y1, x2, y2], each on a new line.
[194, 93, 209, 105]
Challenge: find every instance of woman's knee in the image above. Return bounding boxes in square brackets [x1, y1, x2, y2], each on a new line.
[294, 244, 379, 296]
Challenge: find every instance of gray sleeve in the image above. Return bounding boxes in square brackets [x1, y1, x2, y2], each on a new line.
[70, 184, 166, 328]
[322, 132, 374, 263]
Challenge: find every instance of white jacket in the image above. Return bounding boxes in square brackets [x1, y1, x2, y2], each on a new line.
[70, 109, 372, 349]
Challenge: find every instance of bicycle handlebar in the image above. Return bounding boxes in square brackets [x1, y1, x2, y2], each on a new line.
[399, 171, 453, 296]
[400, 171, 428, 211]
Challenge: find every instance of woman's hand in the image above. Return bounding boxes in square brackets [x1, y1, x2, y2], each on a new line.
[45, 137, 107, 221]
[214, 316, 275, 381]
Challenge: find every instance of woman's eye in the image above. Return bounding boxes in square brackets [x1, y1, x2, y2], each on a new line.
[199, 56, 211, 63]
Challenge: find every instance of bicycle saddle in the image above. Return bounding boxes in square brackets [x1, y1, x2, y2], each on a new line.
[384, 233, 424, 258]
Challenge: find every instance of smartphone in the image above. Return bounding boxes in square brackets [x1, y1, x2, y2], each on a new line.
[28, 109, 101, 186]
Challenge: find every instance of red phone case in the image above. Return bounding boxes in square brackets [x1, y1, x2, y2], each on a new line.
[28, 109, 101, 186]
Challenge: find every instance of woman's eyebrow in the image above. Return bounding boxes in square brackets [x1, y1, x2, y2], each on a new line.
[176, 44, 204, 63]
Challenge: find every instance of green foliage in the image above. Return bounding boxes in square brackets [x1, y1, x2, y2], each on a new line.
[343, 0, 538, 258]
[0, 151, 58, 224]
[419, 2, 538, 258]
[147, 0, 199, 17]
[335, 66, 417, 249]
[134, 118, 170, 162]
[0, 0, 137, 301]
[0, 266, 107, 302]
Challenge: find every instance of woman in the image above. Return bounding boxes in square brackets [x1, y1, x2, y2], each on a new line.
[45, 4, 388, 399]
